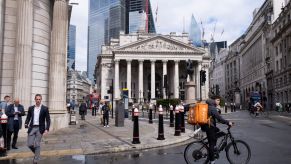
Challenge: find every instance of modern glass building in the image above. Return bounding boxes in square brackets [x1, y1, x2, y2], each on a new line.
[87, 0, 126, 82]
[189, 14, 202, 47]
[88, 0, 156, 82]
[68, 24, 76, 70]
[127, 0, 156, 33]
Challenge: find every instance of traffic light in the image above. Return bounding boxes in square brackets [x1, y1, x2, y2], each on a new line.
[107, 86, 113, 94]
[200, 70, 206, 85]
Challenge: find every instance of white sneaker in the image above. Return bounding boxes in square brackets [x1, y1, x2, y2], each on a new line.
[104, 126, 106, 127]
[210, 160, 216, 164]
[106, 125, 109, 127]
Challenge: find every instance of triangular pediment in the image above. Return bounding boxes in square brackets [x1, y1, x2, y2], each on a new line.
[114, 35, 204, 54]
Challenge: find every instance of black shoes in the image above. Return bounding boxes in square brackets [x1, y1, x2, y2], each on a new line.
[12, 146, 18, 149]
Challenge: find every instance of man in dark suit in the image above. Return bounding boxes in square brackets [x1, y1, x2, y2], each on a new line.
[25, 94, 50, 164]
[5, 98, 25, 150]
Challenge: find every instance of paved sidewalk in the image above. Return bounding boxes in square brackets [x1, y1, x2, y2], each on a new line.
[0, 113, 194, 160]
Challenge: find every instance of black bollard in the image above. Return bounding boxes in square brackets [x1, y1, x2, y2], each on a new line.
[149, 103, 153, 124]
[157, 105, 165, 140]
[132, 108, 141, 144]
[225, 103, 228, 113]
[174, 106, 181, 136]
[169, 105, 174, 127]
[180, 105, 185, 133]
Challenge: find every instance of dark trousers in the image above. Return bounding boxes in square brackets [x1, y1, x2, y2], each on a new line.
[1, 124, 7, 149]
[92, 107, 97, 116]
[7, 120, 20, 148]
[103, 114, 109, 126]
[205, 126, 220, 161]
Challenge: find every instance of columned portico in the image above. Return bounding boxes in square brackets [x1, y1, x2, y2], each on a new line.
[127, 60, 132, 99]
[174, 60, 179, 99]
[138, 60, 144, 103]
[114, 59, 120, 99]
[162, 60, 167, 99]
[151, 60, 156, 100]
[97, 34, 210, 104]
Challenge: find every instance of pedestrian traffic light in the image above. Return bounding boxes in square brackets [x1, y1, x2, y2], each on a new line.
[200, 70, 206, 85]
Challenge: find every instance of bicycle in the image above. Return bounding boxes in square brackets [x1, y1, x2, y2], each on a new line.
[249, 106, 266, 118]
[184, 126, 251, 164]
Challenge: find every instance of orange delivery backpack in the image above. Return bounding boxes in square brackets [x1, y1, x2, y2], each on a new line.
[187, 102, 211, 125]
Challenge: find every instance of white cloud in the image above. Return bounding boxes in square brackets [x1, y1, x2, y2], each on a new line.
[71, 0, 265, 71]
[151, 0, 265, 43]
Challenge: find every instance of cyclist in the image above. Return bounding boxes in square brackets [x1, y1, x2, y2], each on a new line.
[254, 101, 263, 116]
[201, 95, 233, 164]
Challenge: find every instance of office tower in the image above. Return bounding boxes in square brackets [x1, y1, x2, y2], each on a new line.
[68, 24, 76, 70]
[189, 14, 202, 47]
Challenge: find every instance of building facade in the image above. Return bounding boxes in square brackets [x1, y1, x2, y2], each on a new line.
[209, 48, 228, 98]
[239, 0, 273, 107]
[68, 24, 76, 69]
[225, 37, 242, 104]
[95, 32, 210, 105]
[67, 70, 91, 105]
[0, 0, 70, 132]
[269, 0, 291, 109]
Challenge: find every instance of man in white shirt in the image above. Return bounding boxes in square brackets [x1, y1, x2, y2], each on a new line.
[25, 94, 50, 164]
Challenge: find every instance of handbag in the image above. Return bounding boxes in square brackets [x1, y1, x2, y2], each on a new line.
[0, 137, 4, 150]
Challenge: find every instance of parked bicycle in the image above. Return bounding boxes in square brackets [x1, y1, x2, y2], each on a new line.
[184, 126, 251, 164]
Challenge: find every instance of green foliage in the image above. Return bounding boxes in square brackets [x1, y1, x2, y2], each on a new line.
[156, 99, 181, 107]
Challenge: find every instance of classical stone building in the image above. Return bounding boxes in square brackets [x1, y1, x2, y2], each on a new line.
[0, 0, 70, 132]
[95, 32, 210, 105]
[239, 1, 273, 107]
[67, 70, 91, 106]
[209, 48, 228, 98]
[268, 0, 291, 108]
[225, 38, 242, 104]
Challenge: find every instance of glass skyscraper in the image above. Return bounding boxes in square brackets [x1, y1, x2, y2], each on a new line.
[88, 0, 156, 82]
[68, 24, 76, 70]
[127, 0, 156, 33]
[189, 14, 202, 47]
[88, 0, 126, 82]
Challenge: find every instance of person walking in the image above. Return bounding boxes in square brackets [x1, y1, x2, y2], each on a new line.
[25, 94, 50, 164]
[101, 102, 109, 127]
[0, 95, 11, 150]
[79, 101, 87, 120]
[5, 98, 25, 150]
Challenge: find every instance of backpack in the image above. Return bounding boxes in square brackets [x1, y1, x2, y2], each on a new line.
[187, 102, 210, 125]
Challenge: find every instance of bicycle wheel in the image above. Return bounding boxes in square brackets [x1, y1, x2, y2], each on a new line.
[184, 141, 209, 164]
[226, 140, 251, 164]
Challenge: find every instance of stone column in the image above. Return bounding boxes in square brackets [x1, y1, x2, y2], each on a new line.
[196, 61, 202, 100]
[138, 60, 144, 103]
[49, 0, 68, 113]
[127, 60, 132, 99]
[174, 60, 179, 99]
[114, 59, 120, 99]
[13, 0, 33, 109]
[162, 60, 167, 99]
[151, 60, 156, 100]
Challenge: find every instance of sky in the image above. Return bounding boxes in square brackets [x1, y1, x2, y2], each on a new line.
[70, 0, 265, 71]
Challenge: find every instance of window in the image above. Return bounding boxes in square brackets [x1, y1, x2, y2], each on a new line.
[276, 60, 279, 71]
